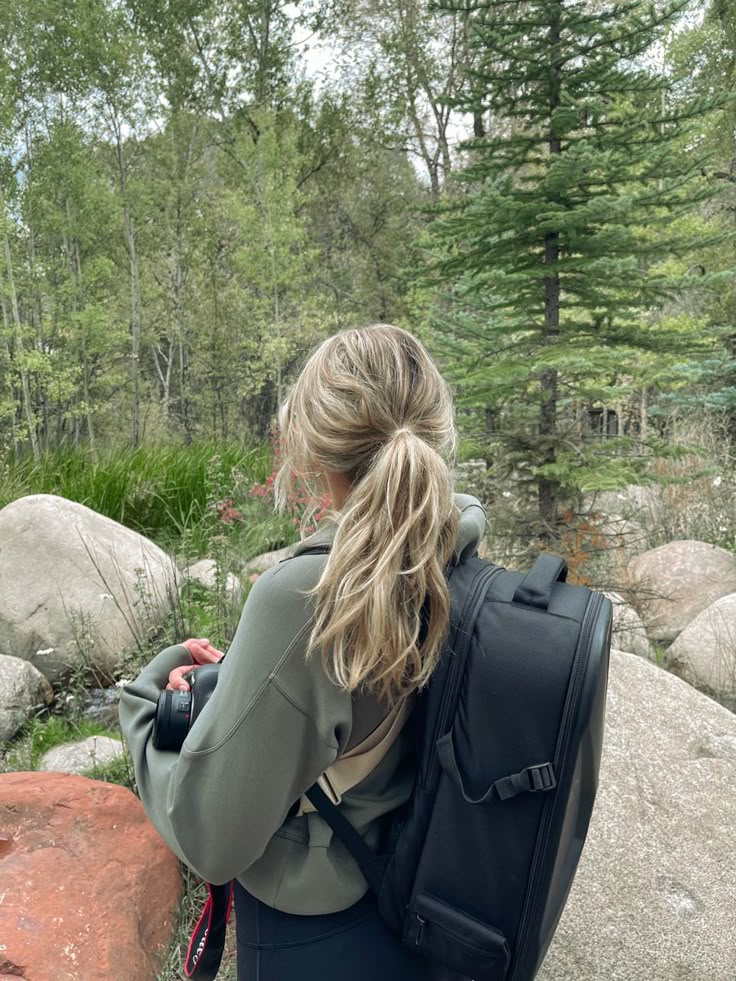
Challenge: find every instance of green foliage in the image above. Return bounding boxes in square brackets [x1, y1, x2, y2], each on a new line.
[0, 0, 425, 453]
[86, 748, 136, 789]
[3, 714, 118, 771]
[662, 2, 736, 425]
[1, 711, 135, 789]
[424, 0, 732, 538]
[0, 441, 278, 553]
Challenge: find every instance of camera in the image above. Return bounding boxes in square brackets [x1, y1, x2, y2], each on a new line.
[152, 663, 221, 751]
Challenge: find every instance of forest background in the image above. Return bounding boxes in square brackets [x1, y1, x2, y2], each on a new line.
[3, 6, 736, 973]
[2, 0, 736, 572]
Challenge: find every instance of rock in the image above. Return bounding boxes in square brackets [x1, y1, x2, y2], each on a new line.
[453, 458, 488, 495]
[240, 544, 294, 576]
[39, 735, 127, 775]
[593, 513, 649, 563]
[586, 484, 659, 523]
[183, 558, 244, 603]
[603, 591, 656, 661]
[625, 540, 736, 643]
[69, 685, 122, 728]
[664, 593, 736, 709]
[0, 494, 179, 684]
[538, 650, 736, 981]
[0, 772, 181, 981]
[0, 655, 54, 745]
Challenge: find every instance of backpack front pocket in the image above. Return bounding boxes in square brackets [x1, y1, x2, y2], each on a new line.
[403, 892, 511, 979]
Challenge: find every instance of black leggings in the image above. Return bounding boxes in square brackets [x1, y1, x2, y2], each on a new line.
[233, 880, 459, 981]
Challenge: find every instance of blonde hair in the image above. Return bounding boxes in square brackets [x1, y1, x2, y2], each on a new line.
[275, 324, 459, 704]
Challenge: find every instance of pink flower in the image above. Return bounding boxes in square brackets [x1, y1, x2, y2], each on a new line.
[215, 497, 243, 524]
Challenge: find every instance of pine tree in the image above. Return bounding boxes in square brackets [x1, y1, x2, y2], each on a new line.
[662, 0, 736, 435]
[427, 0, 729, 539]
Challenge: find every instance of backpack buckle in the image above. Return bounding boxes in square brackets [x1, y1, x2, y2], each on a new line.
[493, 761, 557, 800]
[527, 763, 556, 792]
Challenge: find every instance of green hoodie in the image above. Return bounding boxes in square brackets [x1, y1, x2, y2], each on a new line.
[118, 493, 486, 915]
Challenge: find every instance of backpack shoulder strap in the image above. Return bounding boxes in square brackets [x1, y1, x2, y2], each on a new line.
[286, 540, 415, 815]
[281, 542, 332, 560]
[296, 694, 414, 816]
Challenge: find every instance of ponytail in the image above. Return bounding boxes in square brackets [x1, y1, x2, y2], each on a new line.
[275, 324, 459, 704]
[309, 427, 458, 702]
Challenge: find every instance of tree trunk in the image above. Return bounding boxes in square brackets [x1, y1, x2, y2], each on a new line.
[0, 287, 19, 458]
[1, 209, 39, 463]
[63, 201, 97, 455]
[173, 161, 188, 436]
[179, 339, 192, 444]
[154, 340, 173, 418]
[124, 206, 142, 449]
[640, 387, 648, 440]
[538, 5, 563, 540]
[24, 124, 49, 449]
[112, 116, 142, 449]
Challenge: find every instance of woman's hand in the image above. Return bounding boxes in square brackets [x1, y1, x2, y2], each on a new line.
[165, 638, 224, 692]
[182, 637, 224, 664]
[166, 663, 197, 692]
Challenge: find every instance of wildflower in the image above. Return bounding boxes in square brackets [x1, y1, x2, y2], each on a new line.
[215, 498, 243, 524]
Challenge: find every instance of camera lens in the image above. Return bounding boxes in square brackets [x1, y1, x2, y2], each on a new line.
[152, 662, 221, 751]
[153, 688, 192, 750]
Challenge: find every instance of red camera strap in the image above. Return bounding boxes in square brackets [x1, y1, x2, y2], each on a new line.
[184, 881, 233, 980]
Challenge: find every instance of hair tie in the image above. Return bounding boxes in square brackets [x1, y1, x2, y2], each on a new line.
[391, 426, 414, 439]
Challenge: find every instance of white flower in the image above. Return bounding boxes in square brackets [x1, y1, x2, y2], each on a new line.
[502, 491, 512, 499]
[114, 678, 132, 689]
[712, 476, 722, 488]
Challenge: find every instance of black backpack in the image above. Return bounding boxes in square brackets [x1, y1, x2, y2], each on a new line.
[304, 549, 612, 981]
[186, 549, 612, 981]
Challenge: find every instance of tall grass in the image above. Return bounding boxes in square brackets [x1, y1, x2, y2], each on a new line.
[0, 442, 294, 557]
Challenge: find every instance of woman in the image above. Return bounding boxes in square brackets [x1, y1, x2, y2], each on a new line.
[119, 323, 487, 979]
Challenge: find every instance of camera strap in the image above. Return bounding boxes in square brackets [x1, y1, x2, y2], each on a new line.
[184, 881, 233, 980]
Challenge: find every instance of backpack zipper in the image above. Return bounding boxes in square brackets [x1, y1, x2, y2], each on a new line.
[426, 564, 503, 791]
[508, 589, 604, 981]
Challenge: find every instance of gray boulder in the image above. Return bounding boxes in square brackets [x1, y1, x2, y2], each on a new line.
[0, 494, 179, 684]
[453, 458, 487, 495]
[72, 686, 122, 729]
[183, 559, 243, 604]
[603, 591, 656, 661]
[594, 513, 649, 563]
[587, 484, 658, 519]
[0, 655, 54, 744]
[585, 485, 659, 543]
[664, 593, 736, 708]
[538, 650, 736, 981]
[39, 735, 126, 775]
[625, 540, 736, 643]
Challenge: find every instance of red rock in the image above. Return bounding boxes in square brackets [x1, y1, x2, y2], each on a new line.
[0, 772, 182, 980]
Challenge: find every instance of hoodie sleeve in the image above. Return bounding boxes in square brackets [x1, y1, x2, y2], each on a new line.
[453, 493, 487, 564]
[118, 560, 350, 884]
